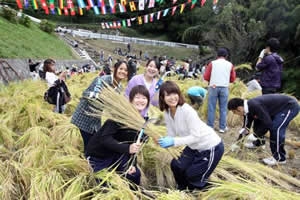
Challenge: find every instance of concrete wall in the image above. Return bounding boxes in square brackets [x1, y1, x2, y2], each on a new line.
[0, 58, 93, 83]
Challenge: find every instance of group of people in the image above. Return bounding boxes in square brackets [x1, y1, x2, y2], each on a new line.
[68, 37, 299, 191]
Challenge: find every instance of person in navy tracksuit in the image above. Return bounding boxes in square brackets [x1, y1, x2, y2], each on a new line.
[228, 94, 299, 166]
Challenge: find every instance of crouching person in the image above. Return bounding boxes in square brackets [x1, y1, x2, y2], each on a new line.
[85, 85, 150, 185]
[157, 81, 224, 190]
[227, 94, 299, 166]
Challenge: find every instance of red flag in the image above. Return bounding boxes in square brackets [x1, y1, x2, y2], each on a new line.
[201, 0, 206, 7]
[64, 7, 69, 15]
[16, 0, 23, 9]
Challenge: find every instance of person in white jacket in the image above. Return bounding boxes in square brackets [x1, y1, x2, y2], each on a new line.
[157, 81, 224, 191]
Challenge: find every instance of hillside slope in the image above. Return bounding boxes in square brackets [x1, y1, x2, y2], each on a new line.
[0, 16, 76, 59]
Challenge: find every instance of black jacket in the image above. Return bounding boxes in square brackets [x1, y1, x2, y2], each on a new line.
[245, 94, 298, 136]
[86, 120, 139, 158]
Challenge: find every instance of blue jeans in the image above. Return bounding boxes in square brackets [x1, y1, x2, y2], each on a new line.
[207, 87, 229, 130]
[270, 104, 299, 161]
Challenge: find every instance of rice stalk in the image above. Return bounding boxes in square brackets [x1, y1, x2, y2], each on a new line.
[199, 180, 300, 200]
[28, 171, 65, 200]
[0, 123, 17, 149]
[154, 189, 195, 200]
[50, 122, 82, 149]
[16, 126, 51, 148]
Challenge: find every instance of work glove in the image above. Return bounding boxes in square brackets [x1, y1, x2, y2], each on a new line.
[158, 136, 174, 148]
[155, 78, 163, 91]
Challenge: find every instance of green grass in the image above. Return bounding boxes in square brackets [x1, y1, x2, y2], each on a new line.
[0, 16, 76, 59]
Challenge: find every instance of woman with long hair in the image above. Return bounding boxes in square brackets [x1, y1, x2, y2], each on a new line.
[71, 61, 128, 154]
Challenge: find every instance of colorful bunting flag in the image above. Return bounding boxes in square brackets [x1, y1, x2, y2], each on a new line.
[63, 7, 69, 15]
[24, 0, 29, 8]
[122, 20, 126, 27]
[213, 0, 218, 5]
[150, 13, 154, 22]
[49, 0, 55, 13]
[127, 19, 131, 26]
[148, 0, 155, 8]
[117, 21, 121, 28]
[58, 0, 64, 9]
[138, 0, 145, 11]
[121, 0, 127, 5]
[40, 0, 49, 14]
[56, 8, 61, 15]
[78, 7, 83, 15]
[172, 0, 177, 4]
[109, 0, 116, 13]
[70, 8, 76, 15]
[129, 1, 136, 11]
[138, 16, 143, 24]
[163, 8, 169, 17]
[77, 0, 86, 8]
[180, 3, 185, 13]
[118, 3, 126, 13]
[171, 6, 177, 16]
[101, 23, 106, 29]
[16, 0, 23, 9]
[105, 23, 110, 28]
[156, 10, 161, 20]
[101, 0, 107, 14]
[201, 0, 206, 7]
[66, 0, 74, 8]
[144, 14, 148, 23]
[32, 0, 38, 9]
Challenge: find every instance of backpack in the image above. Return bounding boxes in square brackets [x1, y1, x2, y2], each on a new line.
[44, 80, 71, 106]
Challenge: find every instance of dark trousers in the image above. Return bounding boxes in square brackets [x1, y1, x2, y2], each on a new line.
[270, 104, 299, 161]
[171, 142, 224, 190]
[88, 154, 141, 185]
[80, 129, 93, 155]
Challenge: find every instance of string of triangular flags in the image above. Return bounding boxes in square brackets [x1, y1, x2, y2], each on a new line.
[15, 0, 218, 16]
[101, 0, 207, 29]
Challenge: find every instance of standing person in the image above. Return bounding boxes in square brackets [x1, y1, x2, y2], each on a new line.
[187, 86, 207, 109]
[158, 81, 224, 190]
[256, 38, 284, 94]
[71, 61, 128, 154]
[125, 58, 160, 118]
[127, 43, 131, 53]
[139, 50, 143, 59]
[227, 94, 299, 166]
[127, 56, 137, 81]
[43, 59, 69, 113]
[204, 48, 236, 133]
[86, 85, 150, 185]
[99, 50, 104, 64]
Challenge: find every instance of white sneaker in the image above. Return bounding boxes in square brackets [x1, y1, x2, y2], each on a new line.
[244, 142, 265, 149]
[262, 157, 286, 166]
[219, 127, 228, 133]
[247, 134, 257, 142]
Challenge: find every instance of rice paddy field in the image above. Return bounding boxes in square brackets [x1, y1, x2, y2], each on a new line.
[0, 70, 300, 199]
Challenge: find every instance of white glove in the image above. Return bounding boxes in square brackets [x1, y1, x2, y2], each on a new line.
[239, 128, 249, 135]
[231, 143, 240, 152]
[258, 49, 265, 59]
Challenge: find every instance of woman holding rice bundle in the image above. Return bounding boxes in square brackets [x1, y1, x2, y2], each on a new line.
[85, 85, 150, 185]
[158, 81, 224, 190]
[125, 58, 161, 118]
[71, 61, 128, 154]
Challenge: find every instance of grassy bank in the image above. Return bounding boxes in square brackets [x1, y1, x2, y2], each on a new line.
[0, 16, 75, 59]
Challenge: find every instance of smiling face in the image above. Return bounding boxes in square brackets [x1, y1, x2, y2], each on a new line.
[145, 60, 159, 78]
[164, 92, 179, 109]
[115, 63, 128, 81]
[131, 93, 149, 112]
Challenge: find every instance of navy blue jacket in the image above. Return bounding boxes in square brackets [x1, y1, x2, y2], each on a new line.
[245, 94, 298, 136]
[256, 53, 283, 89]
